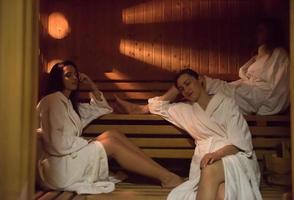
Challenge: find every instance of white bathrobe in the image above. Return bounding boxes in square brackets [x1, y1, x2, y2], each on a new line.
[148, 93, 262, 200]
[37, 91, 114, 194]
[205, 46, 289, 115]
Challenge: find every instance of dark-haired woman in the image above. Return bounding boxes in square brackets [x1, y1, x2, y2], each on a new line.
[205, 18, 289, 115]
[37, 61, 183, 194]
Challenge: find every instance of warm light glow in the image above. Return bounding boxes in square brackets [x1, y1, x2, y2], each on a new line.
[46, 59, 63, 73]
[122, 0, 190, 24]
[120, 39, 184, 71]
[48, 12, 70, 39]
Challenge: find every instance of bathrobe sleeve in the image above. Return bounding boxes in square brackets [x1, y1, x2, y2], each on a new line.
[78, 92, 113, 128]
[224, 98, 253, 156]
[148, 97, 186, 130]
[46, 97, 88, 155]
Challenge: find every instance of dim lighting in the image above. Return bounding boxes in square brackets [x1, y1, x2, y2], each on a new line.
[48, 12, 70, 39]
[46, 59, 64, 73]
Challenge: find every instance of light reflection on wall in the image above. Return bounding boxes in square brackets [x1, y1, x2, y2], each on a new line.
[48, 12, 70, 39]
[46, 59, 63, 73]
[122, 0, 187, 24]
[120, 39, 198, 72]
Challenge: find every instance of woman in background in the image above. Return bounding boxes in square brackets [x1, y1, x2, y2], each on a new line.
[205, 18, 289, 115]
[37, 61, 183, 194]
[115, 18, 289, 116]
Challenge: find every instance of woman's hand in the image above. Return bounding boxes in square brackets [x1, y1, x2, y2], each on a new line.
[79, 72, 102, 101]
[200, 152, 220, 168]
[79, 73, 92, 85]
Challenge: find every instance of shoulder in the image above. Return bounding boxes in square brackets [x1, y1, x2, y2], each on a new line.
[38, 92, 67, 108]
[272, 47, 289, 57]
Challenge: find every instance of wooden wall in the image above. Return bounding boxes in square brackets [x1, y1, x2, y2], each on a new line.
[39, 0, 289, 81]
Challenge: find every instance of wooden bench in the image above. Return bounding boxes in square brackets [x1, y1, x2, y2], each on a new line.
[36, 74, 291, 199]
[35, 183, 290, 200]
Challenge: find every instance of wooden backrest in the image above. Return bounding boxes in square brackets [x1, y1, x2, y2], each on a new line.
[83, 114, 291, 161]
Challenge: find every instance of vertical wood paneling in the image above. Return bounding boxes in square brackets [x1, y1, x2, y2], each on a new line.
[40, 0, 288, 80]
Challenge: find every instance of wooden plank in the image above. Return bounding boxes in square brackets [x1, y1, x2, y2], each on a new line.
[249, 127, 290, 137]
[54, 192, 76, 200]
[84, 125, 182, 135]
[98, 114, 290, 122]
[80, 92, 163, 100]
[37, 191, 61, 200]
[35, 181, 287, 200]
[99, 114, 163, 121]
[83, 136, 288, 151]
[84, 124, 290, 137]
[80, 82, 171, 91]
[142, 149, 276, 160]
[244, 115, 290, 122]
[253, 138, 290, 148]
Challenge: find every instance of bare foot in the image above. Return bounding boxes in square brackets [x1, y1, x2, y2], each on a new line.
[109, 170, 128, 183]
[161, 173, 184, 189]
[114, 95, 149, 114]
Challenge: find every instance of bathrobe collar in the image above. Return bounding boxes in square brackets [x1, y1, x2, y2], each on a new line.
[55, 91, 82, 135]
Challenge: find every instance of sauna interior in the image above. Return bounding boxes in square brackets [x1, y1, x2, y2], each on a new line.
[0, 0, 292, 199]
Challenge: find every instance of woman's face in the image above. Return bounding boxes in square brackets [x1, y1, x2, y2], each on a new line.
[256, 24, 268, 46]
[177, 73, 202, 102]
[62, 65, 78, 92]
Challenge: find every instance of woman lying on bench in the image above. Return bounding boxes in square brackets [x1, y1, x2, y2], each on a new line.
[36, 61, 183, 194]
[118, 68, 262, 200]
[115, 18, 290, 116]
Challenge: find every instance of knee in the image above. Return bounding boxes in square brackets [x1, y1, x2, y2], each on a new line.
[200, 161, 224, 185]
[105, 129, 124, 137]
[199, 164, 219, 183]
[99, 136, 123, 156]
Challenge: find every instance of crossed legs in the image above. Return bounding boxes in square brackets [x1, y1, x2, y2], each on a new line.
[97, 130, 183, 188]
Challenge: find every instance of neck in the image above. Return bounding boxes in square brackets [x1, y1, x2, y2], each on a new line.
[62, 90, 71, 98]
[197, 92, 212, 111]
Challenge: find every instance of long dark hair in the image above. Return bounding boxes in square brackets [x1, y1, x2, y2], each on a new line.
[256, 18, 285, 52]
[174, 68, 199, 88]
[45, 60, 80, 116]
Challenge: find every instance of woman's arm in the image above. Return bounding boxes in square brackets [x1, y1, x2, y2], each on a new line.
[115, 85, 180, 114]
[158, 85, 180, 102]
[200, 145, 239, 168]
[79, 73, 102, 101]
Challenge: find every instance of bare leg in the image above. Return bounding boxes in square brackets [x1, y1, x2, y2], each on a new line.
[114, 95, 149, 114]
[196, 160, 225, 200]
[216, 183, 225, 200]
[97, 130, 162, 167]
[97, 132, 183, 188]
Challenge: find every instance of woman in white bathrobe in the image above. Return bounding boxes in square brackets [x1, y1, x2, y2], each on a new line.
[37, 61, 183, 194]
[148, 69, 262, 200]
[115, 19, 289, 116]
[205, 18, 289, 115]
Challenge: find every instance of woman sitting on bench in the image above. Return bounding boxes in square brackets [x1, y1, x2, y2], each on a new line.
[204, 18, 289, 115]
[36, 61, 183, 194]
[117, 68, 262, 200]
[154, 69, 261, 199]
[115, 18, 289, 116]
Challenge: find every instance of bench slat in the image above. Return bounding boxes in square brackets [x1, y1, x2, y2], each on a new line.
[35, 183, 287, 200]
[38, 191, 61, 200]
[84, 124, 290, 137]
[98, 114, 290, 123]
